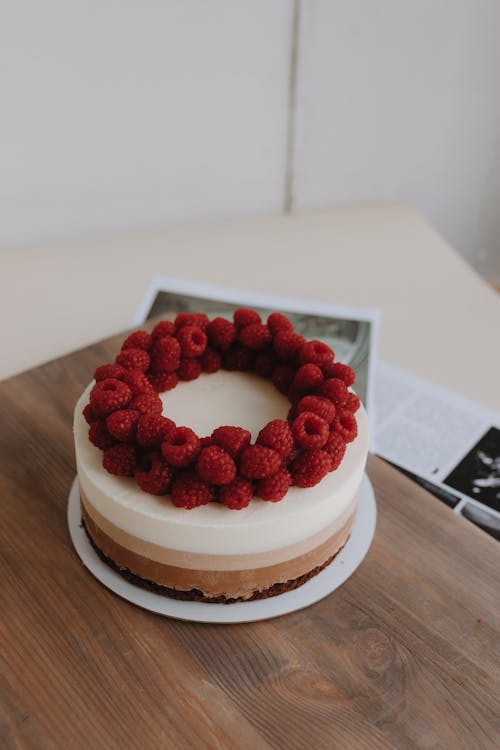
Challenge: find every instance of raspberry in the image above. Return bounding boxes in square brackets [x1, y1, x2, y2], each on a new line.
[175, 312, 209, 331]
[121, 330, 151, 351]
[150, 336, 181, 373]
[211, 426, 251, 458]
[219, 477, 253, 509]
[137, 413, 176, 448]
[102, 444, 136, 476]
[178, 357, 202, 381]
[223, 344, 255, 371]
[88, 420, 116, 450]
[161, 426, 200, 467]
[90, 378, 132, 417]
[176, 325, 207, 357]
[148, 372, 179, 393]
[292, 412, 329, 449]
[316, 378, 350, 407]
[290, 449, 330, 488]
[121, 370, 155, 396]
[256, 468, 291, 502]
[129, 391, 163, 415]
[320, 361, 337, 378]
[324, 362, 355, 387]
[195, 446, 236, 485]
[88, 310, 360, 506]
[333, 410, 358, 442]
[106, 409, 140, 442]
[324, 431, 346, 470]
[291, 364, 324, 396]
[344, 391, 360, 413]
[296, 395, 336, 425]
[207, 317, 236, 352]
[253, 350, 277, 378]
[286, 384, 302, 405]
[201, 346, 221, 373]
[272, 364, 296, 394]
[238, 323, 272, 351]
[267, 312, 294, 335]
[257, 420, 294, 459]
[135, 451, 174, 494]
[171, 471, 214, 509]
[151, 320, 175, 340]
[240, 445, 281, 479]
[273, 331, 305, 362]
[116, 348, 150, 373]
[94, 364, 126, 382]
[83, 403, 97, 424]
[298, 340, 334, 367]
[233, 308, 261, 329]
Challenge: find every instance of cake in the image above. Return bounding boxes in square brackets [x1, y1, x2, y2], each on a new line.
[73, 309, 369, 603]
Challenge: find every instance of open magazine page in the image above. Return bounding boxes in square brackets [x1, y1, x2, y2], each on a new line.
[375, 362, 500, 539]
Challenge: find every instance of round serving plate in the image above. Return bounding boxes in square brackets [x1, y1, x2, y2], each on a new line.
[68, 474, 376, 624]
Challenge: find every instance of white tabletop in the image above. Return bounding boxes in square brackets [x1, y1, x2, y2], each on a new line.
[4, 203, 499, 410]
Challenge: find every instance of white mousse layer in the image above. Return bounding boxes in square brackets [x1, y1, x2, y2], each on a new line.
[74, 371, 368, 555]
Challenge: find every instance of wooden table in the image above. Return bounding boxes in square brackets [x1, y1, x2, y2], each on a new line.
[1, 332, 499, 750]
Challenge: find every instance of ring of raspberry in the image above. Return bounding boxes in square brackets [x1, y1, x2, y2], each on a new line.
[83, 308, 360, 510]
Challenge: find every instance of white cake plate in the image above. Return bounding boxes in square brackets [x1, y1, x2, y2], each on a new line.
[67, 474, 376, 624]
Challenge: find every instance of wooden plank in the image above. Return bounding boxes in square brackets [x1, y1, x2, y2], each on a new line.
[1, 333, 499, 749]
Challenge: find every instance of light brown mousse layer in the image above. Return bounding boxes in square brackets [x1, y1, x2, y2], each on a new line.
[81, 494, 357, 600]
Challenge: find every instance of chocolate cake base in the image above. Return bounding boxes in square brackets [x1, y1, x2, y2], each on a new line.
[82, 519, 348, 604]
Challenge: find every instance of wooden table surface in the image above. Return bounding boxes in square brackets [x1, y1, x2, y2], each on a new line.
[1, 331, 499, 750]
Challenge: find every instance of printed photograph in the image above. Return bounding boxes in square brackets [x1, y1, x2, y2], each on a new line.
[444, 427, 500, 512]
[145, 289, 373, 407]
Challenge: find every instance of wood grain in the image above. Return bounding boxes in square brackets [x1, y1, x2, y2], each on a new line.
[1, 331, 499, 750]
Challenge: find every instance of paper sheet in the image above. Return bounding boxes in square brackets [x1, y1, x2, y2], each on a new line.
[375, 362, 500, 538]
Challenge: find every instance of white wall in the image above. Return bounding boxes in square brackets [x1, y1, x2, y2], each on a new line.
[293, 0, 500, 282]
[0, 1, 291, 240]
[1, 0, 499, 282]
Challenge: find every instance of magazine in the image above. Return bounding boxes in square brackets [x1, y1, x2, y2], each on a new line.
[375, 362, 500, 540]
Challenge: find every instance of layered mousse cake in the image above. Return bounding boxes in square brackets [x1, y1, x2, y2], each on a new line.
[73, 309, 368, 603]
